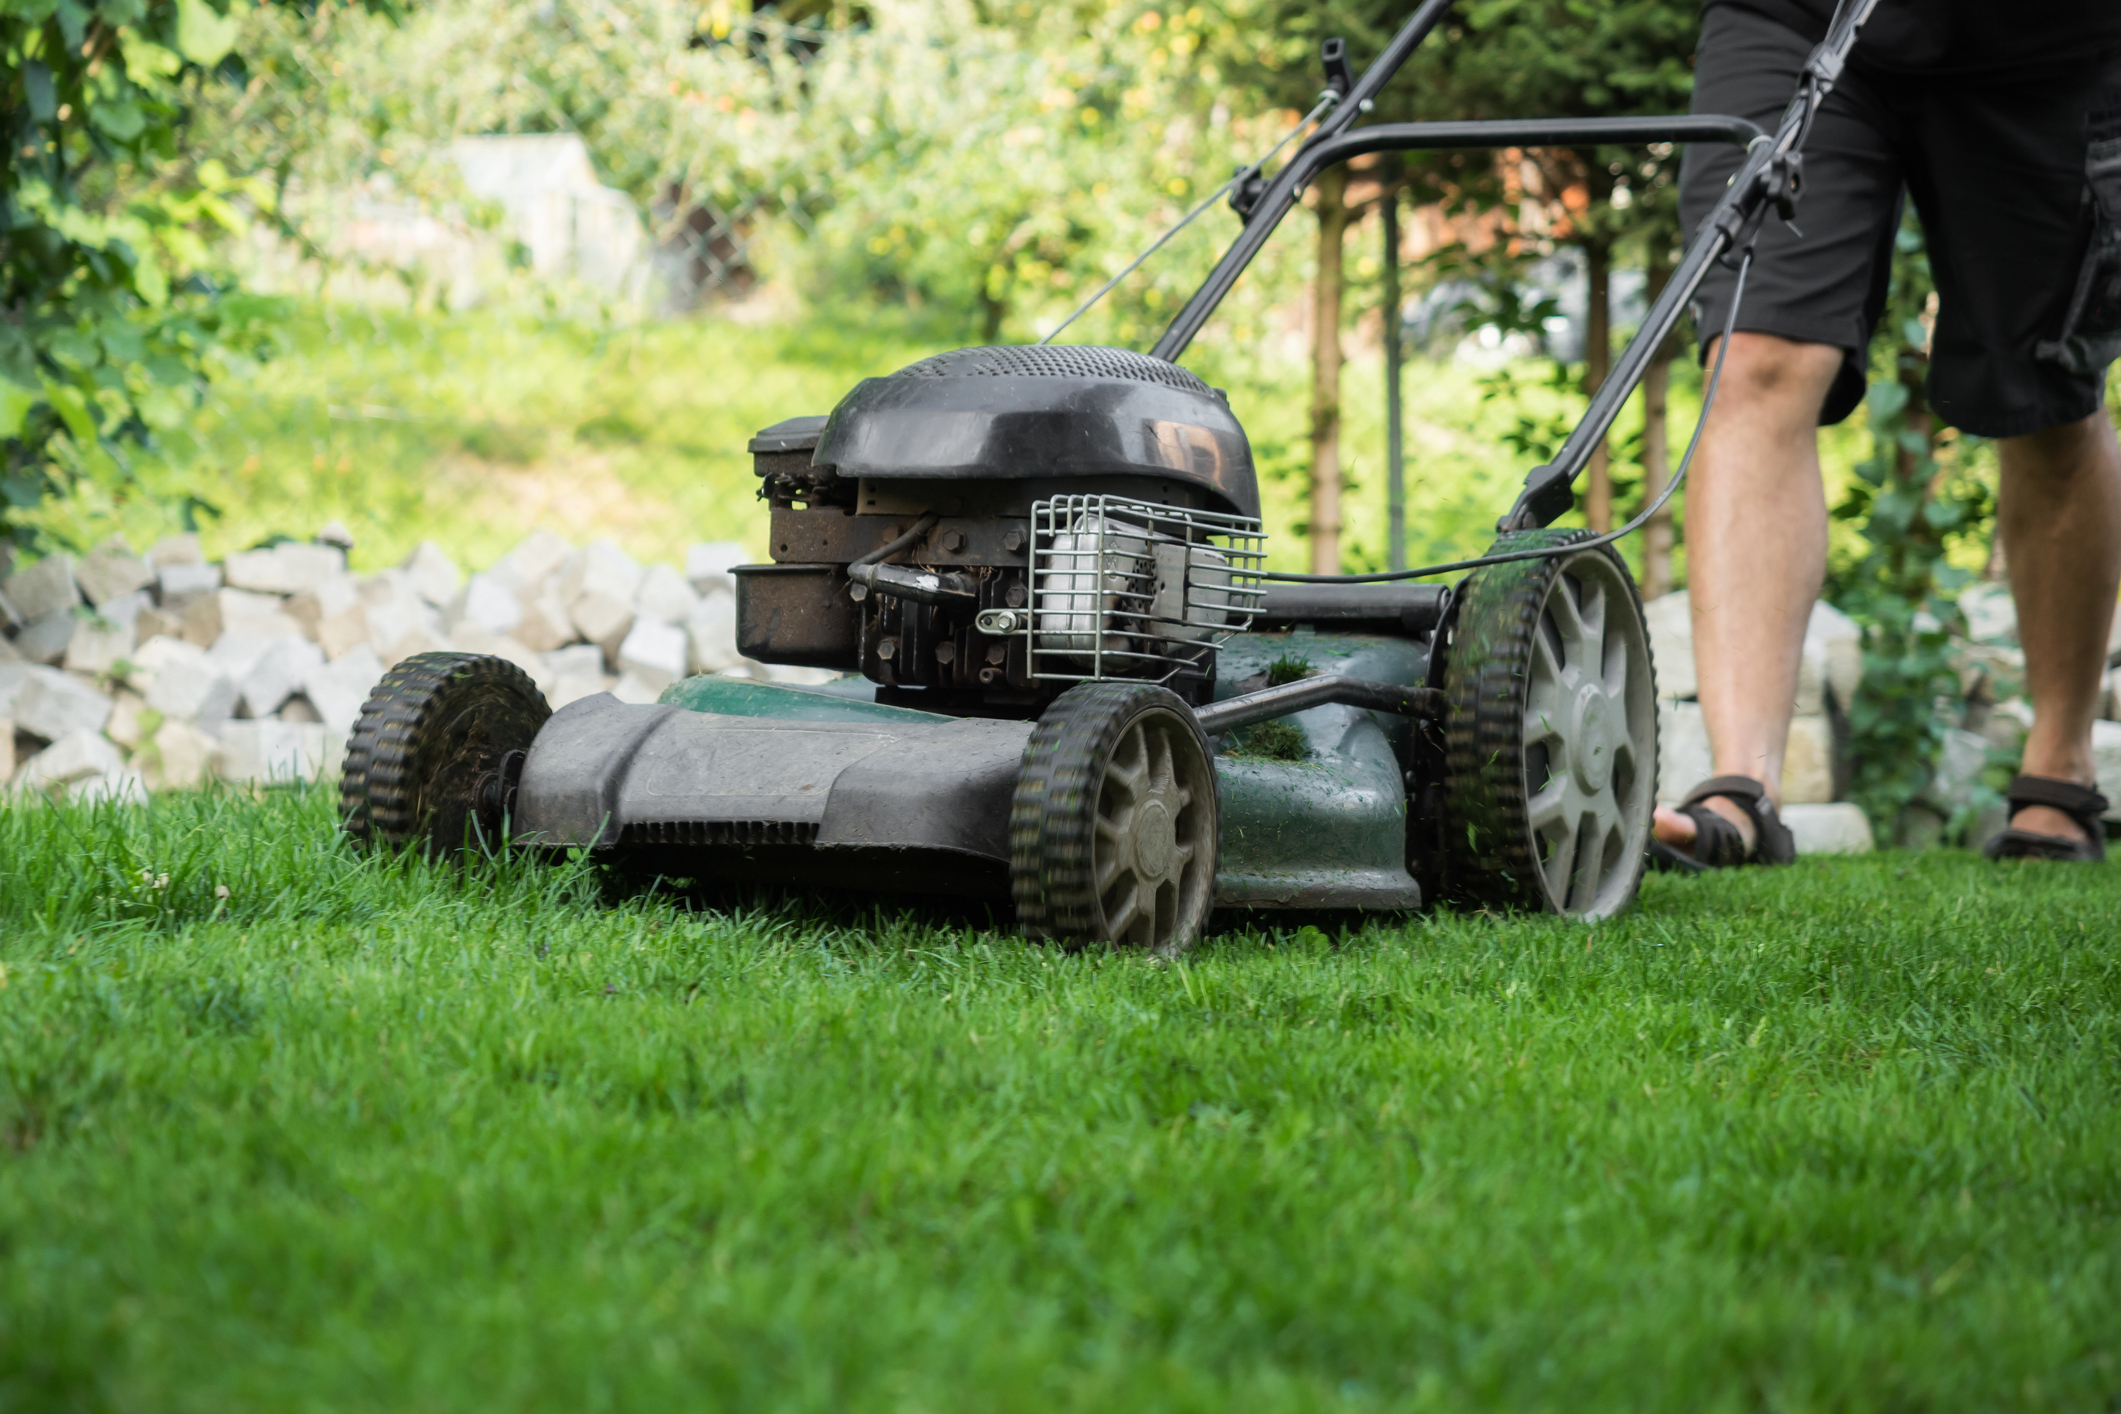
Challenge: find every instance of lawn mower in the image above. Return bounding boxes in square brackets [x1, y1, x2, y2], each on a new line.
[339, 0, 1876, 950]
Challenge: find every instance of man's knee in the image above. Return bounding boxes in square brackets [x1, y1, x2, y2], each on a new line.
[1708, 332, 1844, 417]
[1999, 410, 2120, 487]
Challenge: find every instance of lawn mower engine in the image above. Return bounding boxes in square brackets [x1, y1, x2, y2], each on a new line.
[731, 343, 1266, 715]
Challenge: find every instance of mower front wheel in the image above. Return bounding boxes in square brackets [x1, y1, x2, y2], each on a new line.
[340, 652, 551, 857]
[1010, 682, 1220, 954]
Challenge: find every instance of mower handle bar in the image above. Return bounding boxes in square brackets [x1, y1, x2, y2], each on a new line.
[1147, 114, 1763, 365]
[1149, 0, 1879, 532]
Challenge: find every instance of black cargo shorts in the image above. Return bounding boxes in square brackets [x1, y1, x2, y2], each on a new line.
[1679, 4, 2121, 437]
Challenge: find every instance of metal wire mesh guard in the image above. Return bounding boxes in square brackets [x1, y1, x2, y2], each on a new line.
[992, 495, 1265, 684]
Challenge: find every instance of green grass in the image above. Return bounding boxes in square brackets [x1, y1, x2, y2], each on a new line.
[35, 296, 1629, 580]
[4, 787, 2119, 1411]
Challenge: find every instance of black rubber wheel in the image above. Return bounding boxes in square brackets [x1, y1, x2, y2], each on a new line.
[340, 652, 551, 856]
[1010, 681, 1219, 953]
[1441, 529, 1658, 918]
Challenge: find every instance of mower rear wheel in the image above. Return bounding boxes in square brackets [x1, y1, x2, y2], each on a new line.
[1441, 529, 1657, 918]
[1010, 681, 1219, 954]
[340, 652, 551, 857]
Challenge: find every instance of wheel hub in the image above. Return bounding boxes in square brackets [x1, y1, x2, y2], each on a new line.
[1133, 797, 1178, 879]
[1570, 692, 1620, 793]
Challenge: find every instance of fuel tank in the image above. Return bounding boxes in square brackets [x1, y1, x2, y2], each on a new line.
[810, 345, 1259, 519]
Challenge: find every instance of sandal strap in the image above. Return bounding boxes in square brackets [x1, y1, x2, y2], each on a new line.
[2003, 774, 2109, 823]
[1678, 802, 1751, 868]
[1679, 774, 1769, 811]
[1673, 774, 1798, 867]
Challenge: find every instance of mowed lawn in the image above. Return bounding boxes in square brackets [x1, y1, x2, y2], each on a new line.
[2, 788, 2117, 1411]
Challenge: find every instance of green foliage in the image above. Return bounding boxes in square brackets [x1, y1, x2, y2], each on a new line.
[0, 0, 318, 544]
[5, 786, 2121, 1406]
[1828, 218, 1995, 839]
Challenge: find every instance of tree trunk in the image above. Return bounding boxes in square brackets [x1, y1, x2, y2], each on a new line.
[1309, 165, 1350, 574]
[1640, 248, 1675, 600]
[1581, 238, 1613, 533]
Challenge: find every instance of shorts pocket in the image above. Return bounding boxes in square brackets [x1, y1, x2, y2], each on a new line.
[2038, 133, 2121, 376]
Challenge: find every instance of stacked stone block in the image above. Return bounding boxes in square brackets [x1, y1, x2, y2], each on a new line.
[0, 529, 804, 802]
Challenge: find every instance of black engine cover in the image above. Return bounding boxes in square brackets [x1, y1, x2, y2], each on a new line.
[811, 345, 1259, 518]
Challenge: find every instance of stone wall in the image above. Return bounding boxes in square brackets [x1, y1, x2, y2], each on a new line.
[0, 528, 828, 802]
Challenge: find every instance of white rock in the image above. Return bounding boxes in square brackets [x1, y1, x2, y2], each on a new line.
[133, 605, 182, 645]
[1783, 802, 1875, 855]
[317, 601, 373, 660]
[135, 718, 222, 791]
[1643, 590, 1694, 700]
[304, 645, 386, 736]
[314, 519, 355, 550]
[1984, 697, 2034, 753]
[445, 623, 543, 675]
[685, 541, 747, 595]
[542, 644, 606, 677]
[634, 564, 699, 625]
[561, 538, 644, 609]
[354, 568, 414, 606]
[570, 591, 636, 665]
[616, 617, 688, 694]
[401, 540, 463, 607]
[14, 666, 112, 742]
[147, 534, 203, 568]
[364, 592, 442, 661]
[1656, 699, 1712, 806]
[490, 530, 574, 596]
[1959, 582, 2017, 644]
[0, 720, 11, 782]
[13, 727, 124, 791]
[379, 626, 446, 669]
[61, 610, 135, 676]
[545, 668, 615, 710]
[235, 636, 327, 719]
[15, 610, 76, 665]
[279, 694, 321, 724]
[219, 720, 339, 786]
[285, 576, 360, 641]
[156, 561, 221, 609]
[510, 586, 573, 653]
[1922, 726, 1989, 816]
[1792, 635, 1833, 718]
[610, 671, 663, 705]
[0, 587, 19, 634]
[97, 589, 151, 632]
[223, 541, 347, 595]
[143, 642, 237, 732]
[2, 554, 79, 621]
[183, 588, 305, 648]
[686, 594, 743, 675]
[75, 537, 156, 605]
[70, 768, 148, 804]
[449, 573, 523, 636]
[1781, 714, 1836, 805]
[1809, 601, 1865, 708]
[106, 689, 151, 751]
[0, 662, 29, 717]
[760, 663, 842, 686]
[2095, 719, 2121, 823]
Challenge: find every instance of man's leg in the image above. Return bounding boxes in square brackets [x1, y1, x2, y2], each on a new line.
[1652, 332, 1844, 853]
[1997, 410, 2121, 843]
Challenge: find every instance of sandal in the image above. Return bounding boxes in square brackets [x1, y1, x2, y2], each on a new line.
[1983, 775, 2109, 863]
[1649, 774, 1798, 872]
